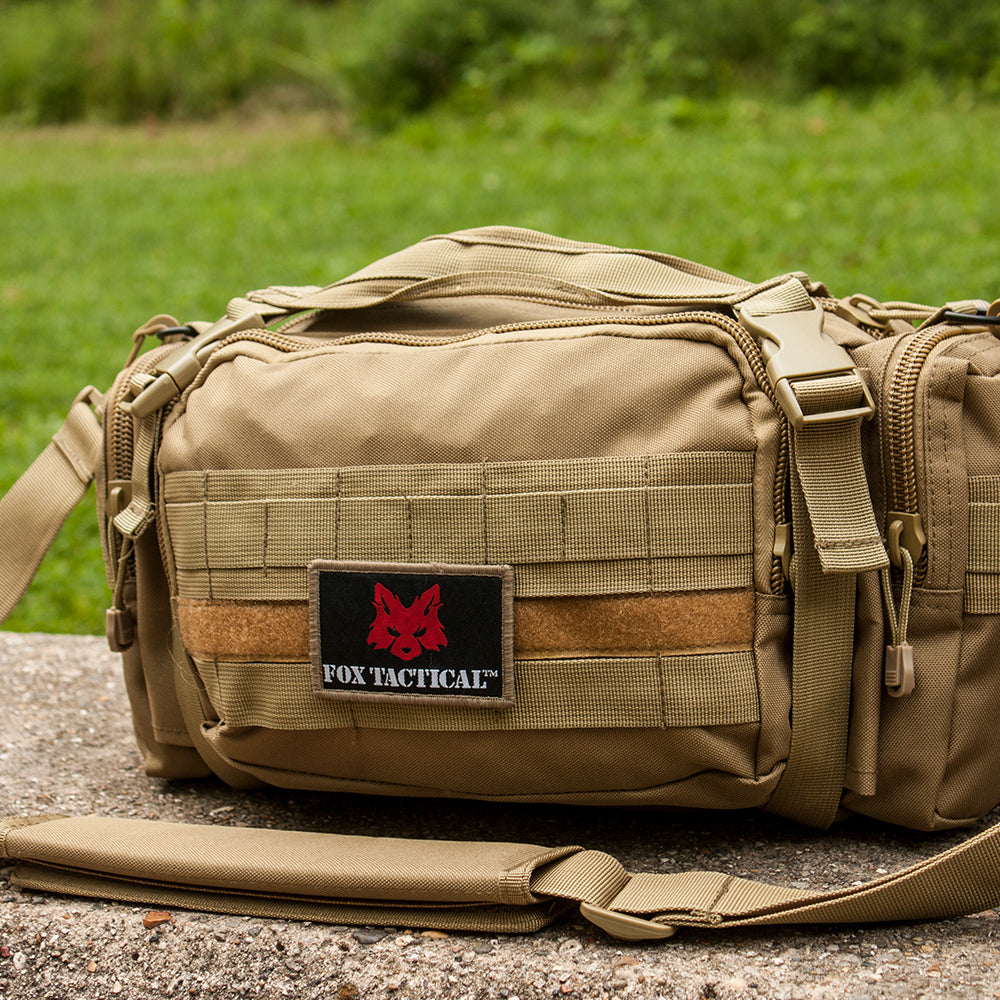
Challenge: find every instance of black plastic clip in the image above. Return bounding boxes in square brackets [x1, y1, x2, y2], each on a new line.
[942, 310, 1000, 326]
[155, 325, 198, 341]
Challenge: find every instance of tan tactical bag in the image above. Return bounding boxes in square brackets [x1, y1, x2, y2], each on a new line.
[3, 227, 1000, 938]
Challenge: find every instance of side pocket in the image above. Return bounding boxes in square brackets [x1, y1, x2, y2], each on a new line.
[122, 527, 209, 779]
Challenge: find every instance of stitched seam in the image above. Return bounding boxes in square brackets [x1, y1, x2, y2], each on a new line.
[643, 455, 653, 592]
[813, 537, 884, 550]
[708, 875, 737, 913]
[406, 496, 414, 562]
[203, 472, 213, 600]
[559, 494, 568, 562]
[262, 502, 269, 575]
[481, 460, 489, 564]
[334, 470, 342, 560]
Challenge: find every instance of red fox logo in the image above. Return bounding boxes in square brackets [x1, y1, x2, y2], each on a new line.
[368, 583, 447, 662]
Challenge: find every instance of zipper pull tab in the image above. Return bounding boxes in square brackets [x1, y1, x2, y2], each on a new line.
[880, 519, 918, 698]
[884, 643, 915, 699]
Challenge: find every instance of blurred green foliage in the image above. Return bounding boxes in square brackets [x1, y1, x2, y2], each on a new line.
[2, 0, 1000, 125]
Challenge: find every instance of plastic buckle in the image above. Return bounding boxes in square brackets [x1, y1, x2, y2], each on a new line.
[120, 311, 264, 420]
[834, 293, 891, 331]
[738, 301, 875, 430]
[942, 309, 1000, 326]
[579, 903, 677, 941]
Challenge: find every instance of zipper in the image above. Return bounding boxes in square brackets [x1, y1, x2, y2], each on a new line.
[879, 319, 980, 696]
[102, 344, 177, 650]
[884, 323, 974, 578]
[106, 346, 176, 560]
[211, 310, 793, 593]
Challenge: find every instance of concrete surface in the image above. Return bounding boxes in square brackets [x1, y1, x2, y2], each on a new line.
[2, 629, 999, 999]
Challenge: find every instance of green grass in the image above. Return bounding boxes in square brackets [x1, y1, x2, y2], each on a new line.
[3, 87, 1000, 633]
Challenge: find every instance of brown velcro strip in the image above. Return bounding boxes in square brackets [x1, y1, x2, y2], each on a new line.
[175, 589, 753, 663]
[513, 590, 753, 658]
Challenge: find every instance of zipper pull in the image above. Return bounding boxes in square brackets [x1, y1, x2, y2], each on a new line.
[884, 643, 915, 699]
[880, 519, 919, 698]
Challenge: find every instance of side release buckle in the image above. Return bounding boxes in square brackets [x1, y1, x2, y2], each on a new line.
[737, 301, 875, 430]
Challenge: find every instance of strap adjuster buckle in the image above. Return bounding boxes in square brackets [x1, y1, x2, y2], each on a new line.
[579, 902, 677, 941]
[738, 300, 875, 430]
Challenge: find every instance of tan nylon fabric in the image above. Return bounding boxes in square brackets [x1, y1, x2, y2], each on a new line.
[243, 227, 756, 313]
[0, 816, 573, 904]
[764, 445, 855, 828]
[967, 476, 1000, 612]
[7, 228, 1000, 935]
[789, 375, 888, 574]
[0, 388, 104, 623]
[163, 470, 752, 576]
[737, 277, 815, 318]
[9, 865, 570, 934]
[192, 651, 760, 732]
[8, 815, 1000, 937]
[173, 556, 753, 603]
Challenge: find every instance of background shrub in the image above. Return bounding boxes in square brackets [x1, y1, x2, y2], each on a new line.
[2, 0, 1000, 126]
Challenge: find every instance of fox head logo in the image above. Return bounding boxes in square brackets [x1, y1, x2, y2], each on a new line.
[368, 583, 447, 662]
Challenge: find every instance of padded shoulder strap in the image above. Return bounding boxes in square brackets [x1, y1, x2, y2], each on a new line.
[3, 813, 1000, 940]
[0, 387, 104, 624]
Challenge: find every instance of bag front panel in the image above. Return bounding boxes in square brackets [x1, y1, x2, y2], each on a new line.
[154, 319, 790, 805]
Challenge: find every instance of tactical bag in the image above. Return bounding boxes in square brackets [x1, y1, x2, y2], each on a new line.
[3, 227, 1000, 939]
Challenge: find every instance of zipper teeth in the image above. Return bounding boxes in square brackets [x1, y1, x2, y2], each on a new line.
[111, 347, 175, 476]
[215, 310, 790, 593]
[224, 311, 782, 403]
[108, 346, 175, 570]
[887, 325, 969, 513]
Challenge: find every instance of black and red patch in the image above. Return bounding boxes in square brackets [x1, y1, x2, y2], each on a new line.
[309, 561, 514, 707]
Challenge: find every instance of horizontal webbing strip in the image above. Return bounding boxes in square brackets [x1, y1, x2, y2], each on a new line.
[165, 484, 751, 572]
[176, 589, 754, 662]
[195, 652, 759, 732]
[162, 452, 754, 504]
[175, 555, 753, 602]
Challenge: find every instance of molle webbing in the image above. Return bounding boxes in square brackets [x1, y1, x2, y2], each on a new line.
[162, 452, 754, 601]
[192, 652, 760, 732]
[967, 476, 1000, 612]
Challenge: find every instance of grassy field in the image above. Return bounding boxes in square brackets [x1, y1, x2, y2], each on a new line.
[3, 87, 1000, 634]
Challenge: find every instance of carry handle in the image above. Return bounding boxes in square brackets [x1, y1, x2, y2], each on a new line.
[236, 227, 762, 316]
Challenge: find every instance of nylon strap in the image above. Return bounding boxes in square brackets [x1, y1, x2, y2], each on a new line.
[762, 446, 855, 827]
[734, 291, 888, 828]
[791, 375, 889, 574]
[771, 383, 888, 827]
[0, 387, 104, 624]
[238, 226, 812, 317]
[4, 814, 1000, 940]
